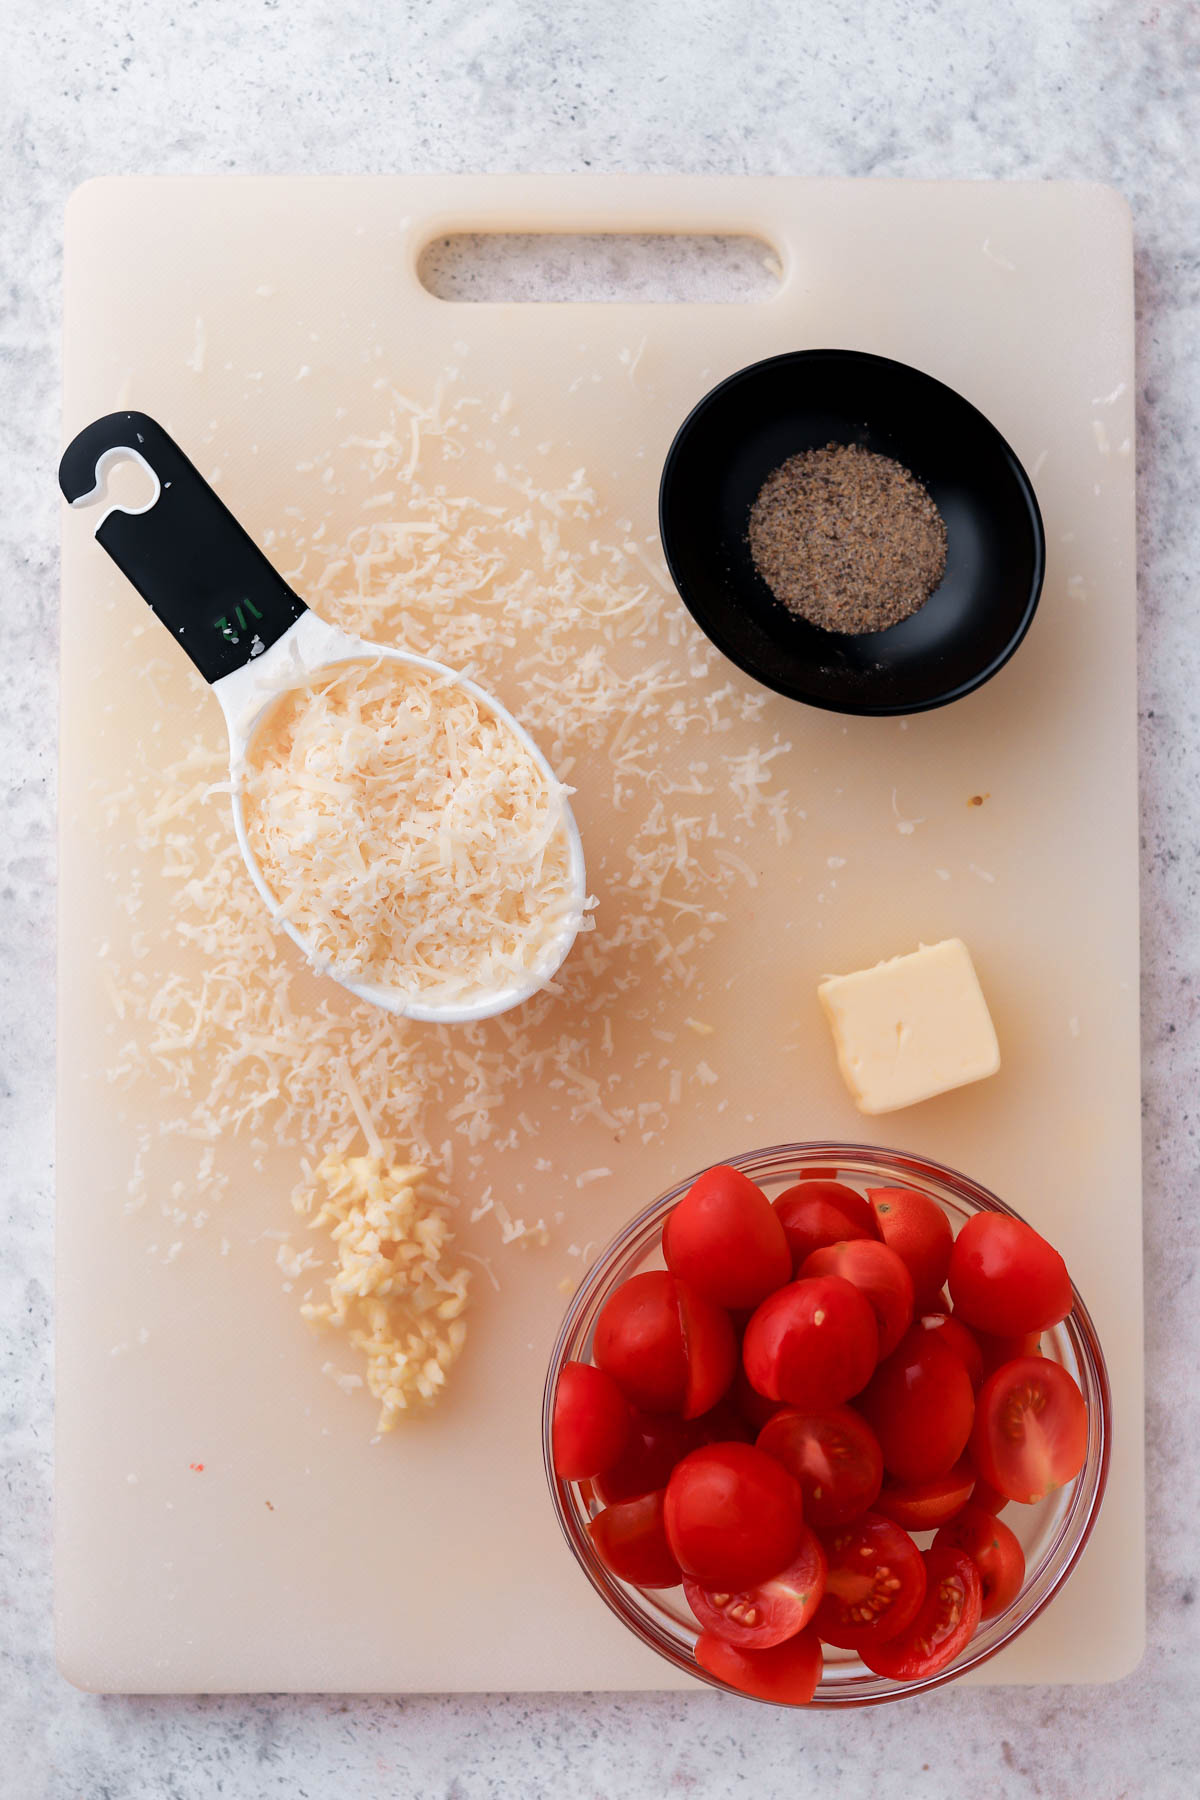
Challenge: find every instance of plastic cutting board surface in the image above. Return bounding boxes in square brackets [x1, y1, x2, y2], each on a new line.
[57, 175, 1142, 1692]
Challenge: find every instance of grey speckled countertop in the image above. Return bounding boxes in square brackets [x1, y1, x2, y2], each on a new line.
[4, 2, 1200, 1796]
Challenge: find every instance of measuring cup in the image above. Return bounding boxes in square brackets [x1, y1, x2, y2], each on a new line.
[58, 411, 588, 1022]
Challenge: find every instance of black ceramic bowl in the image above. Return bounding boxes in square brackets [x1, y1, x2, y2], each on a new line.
[658, 349, 1045, 716]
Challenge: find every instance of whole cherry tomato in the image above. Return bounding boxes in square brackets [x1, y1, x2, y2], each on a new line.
[552, 1362, 632, 1481]
[664, 1442, 805, 1590]
[742, 1276, 878, 1409]
[868, 1187, 953, 1313]
[948, 1212, 1072, 1336]
[855, 1328, 975, 1484]
[663, 1165, 792, 1309]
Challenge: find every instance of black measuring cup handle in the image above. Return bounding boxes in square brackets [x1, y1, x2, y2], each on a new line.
[59, 412, 308, 684]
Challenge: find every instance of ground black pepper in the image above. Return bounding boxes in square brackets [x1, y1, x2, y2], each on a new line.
[747, 442, 948, 635]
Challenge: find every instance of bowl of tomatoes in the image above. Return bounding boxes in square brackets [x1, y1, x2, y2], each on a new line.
[543, 1143, 1110, 1706]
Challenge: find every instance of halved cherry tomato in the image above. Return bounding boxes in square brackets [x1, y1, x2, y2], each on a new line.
[587, 1489, 681, 1587]
[874, 1458, 976, 1530]
[868, 1187, 953, 1312]
[684, 1527, 826, 1649]
[695, 1623, 824, 1705]
[971, 1323, 1043, 1381]
[677, 1282, 739, 1418]
[855, 1329, 975, 1483]
[594, 1409, 698, 1504]
[799, 1240, 914, 1359]
[743, 1276, 878, 1408]
[971, 1356, 1088, 1504]
[911, 1312, 984, 1388]
[593, 1271, 736, 1418]
[664, 1165, 792, 1309]
[773, 1180, 879, 1268]
[860, 1546, 982, 1679]
[552, 1362, 632, 1481]
[756, 1405, 883, 1529]
[814, 1511, 926, 1650]
[664, 1442, 805, 1590]
[593, 1272, 686, 1412]
[948, 1212, 1072, 1336]
[934, 1504, 1025, 1620]
[966, 1474, 1012, 1516]
[730, 1363, 786, 1434]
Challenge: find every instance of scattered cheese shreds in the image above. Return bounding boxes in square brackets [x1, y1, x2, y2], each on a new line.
[242, 658, 582, 1004]
[290, 1149, 471, 1429]
[101, 373, 801, 1245]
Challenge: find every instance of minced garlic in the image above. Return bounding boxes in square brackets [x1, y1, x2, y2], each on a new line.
[290, 1149, 471, 1428]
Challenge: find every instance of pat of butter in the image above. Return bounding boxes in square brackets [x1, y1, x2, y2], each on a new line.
[818, 938, 1000, 1115]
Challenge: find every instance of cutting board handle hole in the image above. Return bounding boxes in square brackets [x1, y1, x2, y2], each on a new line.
[417, 233, 782, 304]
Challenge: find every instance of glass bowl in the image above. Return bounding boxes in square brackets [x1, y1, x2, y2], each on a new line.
[542, 1142, 1111, 1706]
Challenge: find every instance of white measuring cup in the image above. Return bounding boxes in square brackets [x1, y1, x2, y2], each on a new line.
[59, 411, 587, 1022]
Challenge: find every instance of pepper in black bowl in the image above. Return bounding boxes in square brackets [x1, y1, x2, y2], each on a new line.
[658, 348, 1045, 717]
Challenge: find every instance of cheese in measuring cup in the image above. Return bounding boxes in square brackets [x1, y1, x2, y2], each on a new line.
[241, 658, 581, 1006]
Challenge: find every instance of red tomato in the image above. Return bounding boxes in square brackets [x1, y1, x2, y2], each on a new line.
[594, 1409, 698, 1504]
[684, 1528, 826, 1649]
[695, 1623, 824, 1705]
[971, 1356, 1088, 1504]
[874, 1458, 976, 1530]
[690, 1395, 755, 1448]
[860, 1546, 982, 1680]
[910, 1312, 985, 1388]
[593, 1272, 687, 1413]
[966, 1474, 1012, 1516]
[934, 1504, 1025, 1620]
[587, 1489, 681, 1588]
[948, 1212, 1072, 1336]
[552, 1362, 632, 1481]
[814, 1511, 926, 1650]
[773, 1180, 879, 1268]
[663, 1165, 792, 1309]
[730, 1363, 786, 1433]
[799, 1240, 914, 1359]
[756, 1405, 883, 1529]
[743, 1276, 878, 1409]
[593, 1271, 736, 1418]
[677, 1282, 739, 1418]
[855, 1329, 975, 1483]
[971, 1323, 1044, 1381]
[664, 1443, 805, 1590]
[868, 1187, 953, 1312]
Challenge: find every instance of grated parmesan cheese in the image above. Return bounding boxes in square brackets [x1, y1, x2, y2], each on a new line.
[241, 659, 581, 1004]
[101, 371, 803, 1255]
[289, 1149, 471, 1428]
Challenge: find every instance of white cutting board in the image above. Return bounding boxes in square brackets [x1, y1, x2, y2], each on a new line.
[57, 175, 1142, 1692]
